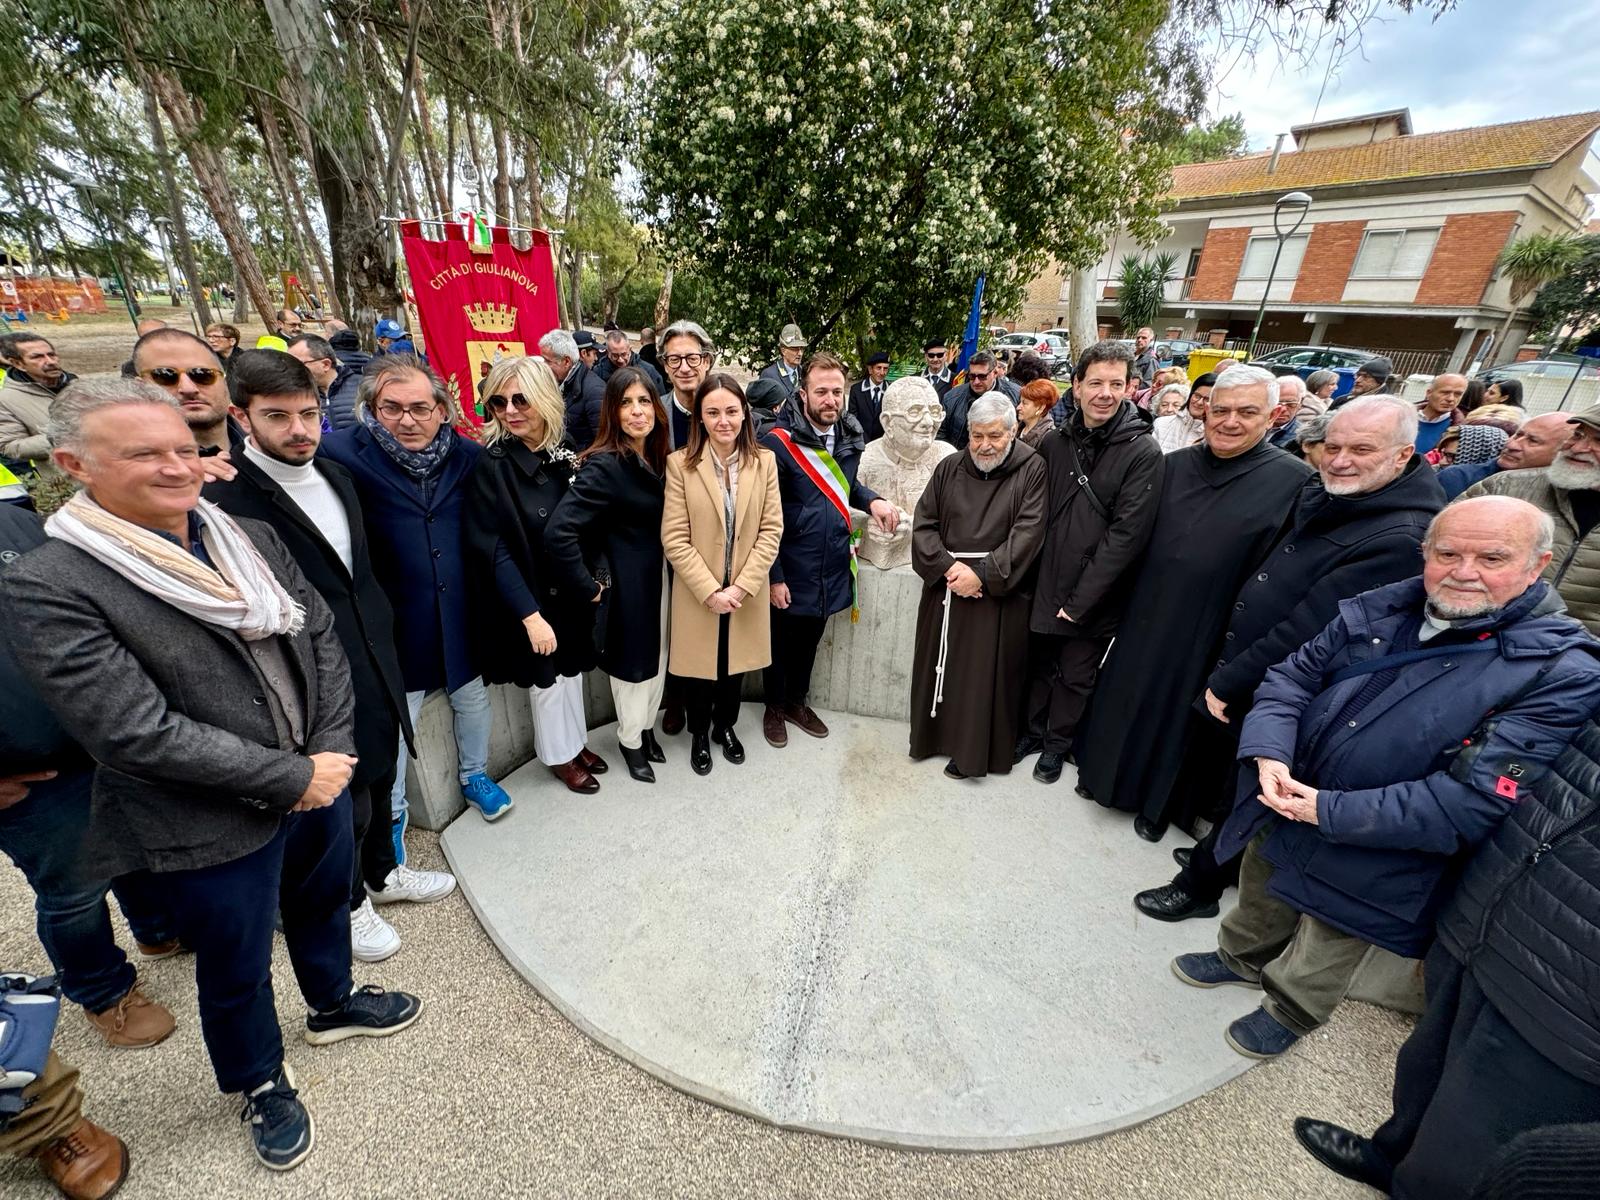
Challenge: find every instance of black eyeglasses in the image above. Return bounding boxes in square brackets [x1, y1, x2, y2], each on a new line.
[143, 366, 224, 388]
[487, 393, 532, 413]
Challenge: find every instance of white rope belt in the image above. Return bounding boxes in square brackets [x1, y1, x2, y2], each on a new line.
[931, 552, 989, 718]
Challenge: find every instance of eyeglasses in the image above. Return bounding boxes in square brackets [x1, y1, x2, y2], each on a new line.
[968, 371, 992, 384]
[254, 408, 323, 429]
[143, 366, 224, 388]
[486, 393, 532, 413]
[376, 401, 441, 421]
[663, 353, 708, 370]
[925, 351, 946, 360]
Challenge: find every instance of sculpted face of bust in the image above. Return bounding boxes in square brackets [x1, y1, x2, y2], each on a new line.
[881, 376, 941, 459]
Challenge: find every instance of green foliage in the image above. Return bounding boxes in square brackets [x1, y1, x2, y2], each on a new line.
[1525, 235, 1600, 347]
[1117, 251, 1178, 333]
[636, 0, 1191, 363]
[1169, 112, 1250, 164]
[1498, 231, 1585, 306]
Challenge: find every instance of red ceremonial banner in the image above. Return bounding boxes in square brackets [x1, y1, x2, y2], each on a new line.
[398, 220, 561, 425]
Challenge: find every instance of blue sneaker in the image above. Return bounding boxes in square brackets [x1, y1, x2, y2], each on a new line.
[1171, 951, 1260, 989]
[240, 1064, 313, 1171]
[304, 984, 424, 1046]
[461, 772, 513, 821]
[1226, 1006, 1302, 1059]
[391, 809, 408, 868]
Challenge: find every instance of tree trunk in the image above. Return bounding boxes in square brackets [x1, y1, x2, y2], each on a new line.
[140, 84, 211, 327]
[654, 265, 674, 329]
[232, 263, 251, 323]
[147, 70, 275, 325]
[521, 134, 544, 228]
[465, 115, 489, 213]
[490, 115, 513, 223]
[256, 103, 319, 314]
[1069, 262, 1098, 368]
[261, 102, 341, 320]
[445, 95, 457, 205]
[1488, 305, 1523, 367]
[567, 245, 583, 329]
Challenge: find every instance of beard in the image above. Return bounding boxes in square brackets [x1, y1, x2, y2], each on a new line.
[1427, 593, 1498, 621]
[1545, 454, 1600, 491]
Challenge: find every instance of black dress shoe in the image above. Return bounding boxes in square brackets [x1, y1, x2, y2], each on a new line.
[1033, 751, 1064, 784]
[713, 728, 745, 764]
[1074, 782, 1093, 800]
[1012, 737, 1041, 765]
[1293, 1118, 1392, 1191]
[1172, 846, 1192, 868]
[620, 744, 655, 784]
[1134, 815, 1167, 843]
[641, 730, 666, 764]
[1134, 883, 1220, 922]
[690, 733, 713, 775]
[943, 760, 966, 779]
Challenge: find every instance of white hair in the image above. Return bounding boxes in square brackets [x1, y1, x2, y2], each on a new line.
[968, 393, 1017, 430]
[658, 319, 714, 354]
[1327, 394, 1419, 448]
[48, 376, 181, 452]
[1209, 363, 1278, 406]
[538, 329, 578, 363]
[1275, 374, 1306, 401]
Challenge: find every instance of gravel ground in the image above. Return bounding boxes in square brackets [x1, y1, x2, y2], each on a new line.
[0, 825, 1409, 1200]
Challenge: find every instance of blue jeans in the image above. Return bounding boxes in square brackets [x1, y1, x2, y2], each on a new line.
[0, 768, 175, 1013]
[159, 790, 355, 1095]
[388, 677, 492, 819]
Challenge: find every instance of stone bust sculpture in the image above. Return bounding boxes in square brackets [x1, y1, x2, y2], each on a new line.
[856, 375, 956, 569]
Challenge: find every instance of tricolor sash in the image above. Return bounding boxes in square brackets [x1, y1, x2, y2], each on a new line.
[770, 426, 863, 621]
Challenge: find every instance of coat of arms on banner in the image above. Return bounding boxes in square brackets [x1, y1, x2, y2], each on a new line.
[464, 302, 525, 393]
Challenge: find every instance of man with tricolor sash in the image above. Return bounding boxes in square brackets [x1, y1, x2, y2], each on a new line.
[761, 351, 900, 748]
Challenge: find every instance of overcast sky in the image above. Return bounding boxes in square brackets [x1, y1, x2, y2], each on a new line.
[1206, 0, 1600, 149]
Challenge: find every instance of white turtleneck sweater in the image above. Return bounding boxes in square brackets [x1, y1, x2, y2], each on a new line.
[242, 440, 353, 574]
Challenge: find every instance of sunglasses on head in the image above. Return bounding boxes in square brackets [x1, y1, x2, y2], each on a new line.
[144, 366, 224, 388]
[486, 393, 532, 413]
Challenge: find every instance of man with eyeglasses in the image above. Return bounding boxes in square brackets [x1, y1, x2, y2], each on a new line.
[936, 350, 1012, 449]
[285, 333, 363, 432]
[920, 339, 953, 399]
[131, 328, 241, 454]
[274, 308, 303, 338]
[320, 357, 514, 837]
[657, 319, 714, 449]
[538, 328, 606, 450]
[207, 350, 456, 965]
[595, 328, 664, 394]
[0, 333, 75, 471]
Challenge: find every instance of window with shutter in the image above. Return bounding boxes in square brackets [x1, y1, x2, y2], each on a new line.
[1352, 228, 1440, 278]
[1238, 234, 1308, 279]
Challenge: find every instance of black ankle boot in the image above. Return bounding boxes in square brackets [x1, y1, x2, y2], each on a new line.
[690, 733, 713, 775]
[713, 727, 745, 764]
[641, 730, 666, 763]
[621, 744, 655, 783]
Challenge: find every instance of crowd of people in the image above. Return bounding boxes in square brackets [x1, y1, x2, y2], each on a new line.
[2, 309, 1600, 1198]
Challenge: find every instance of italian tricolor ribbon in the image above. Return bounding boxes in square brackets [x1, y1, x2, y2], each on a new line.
[770, 426, 863, 622]
[459, 209, 493, 254]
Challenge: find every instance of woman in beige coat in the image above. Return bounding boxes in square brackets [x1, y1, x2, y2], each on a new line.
[661, 373, 784, 775]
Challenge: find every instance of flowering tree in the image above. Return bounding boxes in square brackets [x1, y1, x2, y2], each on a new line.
[636, 0, 1183, 362]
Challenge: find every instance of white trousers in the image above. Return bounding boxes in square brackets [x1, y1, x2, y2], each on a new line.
[610, 565, 670, 750]
[531, 674, 587, 766]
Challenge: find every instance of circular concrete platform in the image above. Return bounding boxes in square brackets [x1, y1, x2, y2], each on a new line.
[440, 705, 1262, 1150]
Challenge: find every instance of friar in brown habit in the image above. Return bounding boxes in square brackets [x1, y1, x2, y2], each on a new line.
[908, 393, 1048, 778]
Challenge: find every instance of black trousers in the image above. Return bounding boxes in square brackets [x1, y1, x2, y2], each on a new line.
[685, 613, 743, 735]
[764, 610, 827, 707]
[1022, 632, 1110, 753]
[349, 763, 399, 908]
[1172, 825, 1243, 901]
[159, 791, 355, 1095]
[1373, 944, 1600, 1199]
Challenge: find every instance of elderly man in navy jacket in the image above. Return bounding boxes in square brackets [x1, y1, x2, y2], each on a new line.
[1173, 496, 1600, 1059]
[759, 351, 900, 747]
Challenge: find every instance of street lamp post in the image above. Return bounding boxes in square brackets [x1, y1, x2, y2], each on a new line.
[1247, 191, 1313, 358]
[70, 175, 139, 332]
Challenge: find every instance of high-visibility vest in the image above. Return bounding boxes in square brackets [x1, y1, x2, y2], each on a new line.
[0, 462, 27, 503]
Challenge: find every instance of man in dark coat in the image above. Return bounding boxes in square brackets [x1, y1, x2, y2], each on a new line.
[1294, 707, 1600, 1199]
[937, 350, 1010, 449]
[320, 356, 512, 832]
[207, 352, 454, 966]
[539, 328, 607, 451]
[325, 324, 371, 371]
[1173, 496, 1600, 1060]
[757, 322, 808, 399]
[1019, 340, 1164, 784]
[1074, 365, 1314, 839]
[909, 394, 1048, 778]
[285, 333, 364, 432]
[1135, 396, 1445, 922]
[760, 351, 900, 746]
[595, 328, 664, 394]
[920, 339, 953, 399]
[1328, 354, 1393, 410]
[847, 351, 889, 443]
[746, 377, 786, 439]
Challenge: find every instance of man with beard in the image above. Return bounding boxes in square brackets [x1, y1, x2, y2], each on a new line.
[1073, 365, 1313, 841]
[760, 352, 900, 746]
[131, 328, 241, 455]
[0, 333, 75, 468]
[908, 394, 1047, 778]
[1436, 411, 1571, 500]
[1329, 355, 1394, 410]
[1461, 405, 1600, 635]
[1133, 396, 1444, 922]
[1172, 497, 1600, 1060]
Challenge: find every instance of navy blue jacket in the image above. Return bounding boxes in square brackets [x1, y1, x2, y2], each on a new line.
[0, 505, 86, 773]
[319, 425, 483, 693]
[1436, 458, 1500, 501]
[1217, 577, 1600, 957]
[595, 353, 664, 396]
[561, 362, 607, 451]
[760, 399, 880, 619]
[325, 362, 365, 432]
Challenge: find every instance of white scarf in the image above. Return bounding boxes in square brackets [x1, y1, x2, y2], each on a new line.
[46, 492, 305, 640]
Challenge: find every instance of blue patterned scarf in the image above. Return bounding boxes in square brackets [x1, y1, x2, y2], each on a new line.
[360, 406, 456, 501]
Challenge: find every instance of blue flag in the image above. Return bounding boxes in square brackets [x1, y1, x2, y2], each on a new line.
[955, 273, 986, 379]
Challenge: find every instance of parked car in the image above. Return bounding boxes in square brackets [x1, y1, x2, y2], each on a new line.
[993, 331, 1071, 377]
[1248, 345, 1373, 374]
[1155, 339, 1204, 368]
[1478, 358, 1600, 385]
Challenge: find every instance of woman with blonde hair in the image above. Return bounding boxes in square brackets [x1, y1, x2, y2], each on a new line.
[464, 356, 606, 793]
[661, 373, 784, 774]
[1152, 372, 1211, 453]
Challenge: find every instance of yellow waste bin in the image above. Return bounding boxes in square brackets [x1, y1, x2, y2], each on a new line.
[1187, 347, 1247, 383]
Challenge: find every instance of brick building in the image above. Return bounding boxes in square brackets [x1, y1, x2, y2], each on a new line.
[1074, 109, 1600, 369]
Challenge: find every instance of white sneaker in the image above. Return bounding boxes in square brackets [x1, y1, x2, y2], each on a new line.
[350, 898, 402, 962]
[368, 864, 457, 905]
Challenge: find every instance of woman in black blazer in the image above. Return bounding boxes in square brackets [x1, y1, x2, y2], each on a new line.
[465, 356, 607, 794]
[545, 366, 672, 783]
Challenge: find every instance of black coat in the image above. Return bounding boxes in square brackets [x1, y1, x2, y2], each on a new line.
[847, 379, 885, 443]
[562, 362, 608, 451]
[0, 505, 84, 773]
[1438, 715, 1600, 1084]
[1028, 403, 1164, 639]
[464, 439, 597, 688]
[1206, 457, 1445, 710]
[760, 399, 880, 618]
[319, 424, 483, 693]
[595, 353, 665, 396]
[203, 455, 410, 792]
[544, 448, 666, 682]
[921, 368, 953, 400]
[937, 380, 1020, 448]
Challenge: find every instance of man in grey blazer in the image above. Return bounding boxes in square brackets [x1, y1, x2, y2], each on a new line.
[3, 378, 423, 1173]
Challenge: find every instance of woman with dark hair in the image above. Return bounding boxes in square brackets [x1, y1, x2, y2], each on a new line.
[546, 366, 672, 782]
[1458, 377, 1488, 413]
[661, 373, 784, 774]
[1484, 378, 1524, 408]
[464, 356, 606, 794]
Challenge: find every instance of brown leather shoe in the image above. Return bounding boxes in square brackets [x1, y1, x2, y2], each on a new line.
[762, 704, 788, 748]
[784, 703, 830, 739]
[550, 759, 600, 794]
[577, 747, 608, 775]
[85, 984, 175, 1049]
[35, 1118, 128, 1200]
[134, 938, 182, 960]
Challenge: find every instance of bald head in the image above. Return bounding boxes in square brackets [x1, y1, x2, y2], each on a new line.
[1426, 496, 1554, 619]
[1498, 412, 1573, 471]
[1423, 373, 1468, 419]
